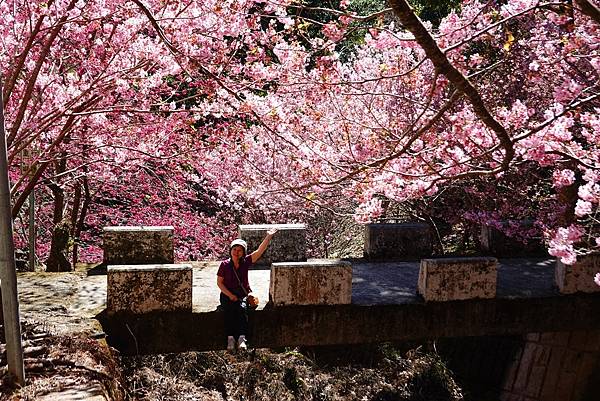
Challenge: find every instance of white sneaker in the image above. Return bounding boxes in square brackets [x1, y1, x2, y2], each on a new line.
[227, 336, 235, 352]
[237, 335, 247, 350]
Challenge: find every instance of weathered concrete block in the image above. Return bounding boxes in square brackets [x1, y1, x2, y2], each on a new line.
[239, 224, 306, 265]
[418, 257, 497, 301]
[556, 255, 600, 294]
[107, 264, 192, 314]
[103, 226, 174, 265]
[269, 260, 352, 306]
[364, 222, 433, 260]
[480, 223, 545, 257]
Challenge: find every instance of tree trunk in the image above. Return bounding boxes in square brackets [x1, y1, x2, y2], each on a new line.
[71, 176, 91, 267]
[45, 218, 72, 272]
[45, 157, 72, 272]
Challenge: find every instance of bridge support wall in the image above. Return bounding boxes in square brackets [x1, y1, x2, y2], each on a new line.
[418, 257, 497, 301]
[269, 260, 352, 306]
[100, 293, 600, 355]
[107, 264, 192, 314]
[480, 223, 545, 257]
[499, 330, 600, 401]
[556, 255, 600, 295]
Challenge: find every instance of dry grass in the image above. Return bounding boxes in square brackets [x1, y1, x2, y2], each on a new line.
[2, 322, 464, 401]
[122, 344, 464, 401]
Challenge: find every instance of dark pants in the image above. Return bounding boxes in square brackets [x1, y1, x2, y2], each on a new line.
[220, 292, 248, 338]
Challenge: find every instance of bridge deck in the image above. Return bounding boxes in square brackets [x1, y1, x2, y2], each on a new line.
[193, 257, 557, 312]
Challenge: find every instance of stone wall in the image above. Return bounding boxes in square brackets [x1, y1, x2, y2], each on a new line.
[239, 224, 306, 265]
[480, 224, 546, 257]
[101, 292, 600, 355]
[103, 226, 174, 265]
[556, 255, 600, 294]
[363, 222, 433, 260]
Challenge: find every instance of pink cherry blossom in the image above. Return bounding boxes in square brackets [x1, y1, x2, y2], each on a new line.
[322, 22, 346, 42]
[354, 198, 384, 224]
[3, 0, 600, 265]
[578, 183, 600, 203]
[574, 200, 593, 217]
[552, 169, 576, 189]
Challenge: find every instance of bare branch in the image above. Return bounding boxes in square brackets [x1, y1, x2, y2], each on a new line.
[2, 15, 46, 105]
[286, 5, 393, 22]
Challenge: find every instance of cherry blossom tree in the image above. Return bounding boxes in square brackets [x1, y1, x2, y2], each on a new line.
[2, 0, 599, 270]
[2, 0, 299, 265]
[230, 0, 600, 265]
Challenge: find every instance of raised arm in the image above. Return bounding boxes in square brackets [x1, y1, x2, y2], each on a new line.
[250, 227, 278, 263]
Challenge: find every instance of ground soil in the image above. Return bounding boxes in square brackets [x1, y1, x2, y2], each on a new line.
[0, 264, 123, 400]
[0, 320, 124, 400]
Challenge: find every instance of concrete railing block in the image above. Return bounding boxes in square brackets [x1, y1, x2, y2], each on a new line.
[556, 255, 600, 294]
[269, 260, 352, 306]
[103, 226, 174, 265]
[418, 257, 497, 301]
[364, 222, 433, 260]
[239, 224, 306, 265]
[107, 263, 192, 314]
[480, 224, 545, 257]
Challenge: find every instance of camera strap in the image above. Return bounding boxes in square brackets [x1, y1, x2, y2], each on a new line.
[231, 260, 249, 297]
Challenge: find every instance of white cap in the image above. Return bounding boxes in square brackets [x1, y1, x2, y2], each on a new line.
[230, 238, 247, 253]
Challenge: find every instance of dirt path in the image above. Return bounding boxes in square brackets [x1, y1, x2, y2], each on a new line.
[1, 269, 120, 401]
[17, 270, 106, 336]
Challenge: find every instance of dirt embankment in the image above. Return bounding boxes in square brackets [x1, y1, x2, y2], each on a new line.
[1, 267, 122, 400]
[0, 320, 124, 401]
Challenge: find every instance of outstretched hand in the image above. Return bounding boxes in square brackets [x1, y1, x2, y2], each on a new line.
[251, 227, 278, 263]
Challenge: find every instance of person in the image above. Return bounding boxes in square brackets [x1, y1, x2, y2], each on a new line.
[217, 228, 277, 351]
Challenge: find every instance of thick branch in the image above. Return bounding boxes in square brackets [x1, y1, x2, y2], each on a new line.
[7, 0, 78, 147]
[575, 0, 600, 24]
[388, 0, 515, 170]
[2, 15, 46, 106]
[11, 97, 98, 218]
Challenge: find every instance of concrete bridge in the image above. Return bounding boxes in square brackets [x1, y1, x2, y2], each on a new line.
[99, 258, 600, 355]
[40, 224, 599, 400]
[13, 254, 599, 401]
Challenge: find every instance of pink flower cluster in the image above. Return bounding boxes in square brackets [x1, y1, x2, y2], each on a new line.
[322, 22, 346, 42]
[552, 169, 576, 189]
[548, 225, 584, 265]
[575, 179, 600, 217]
[353, 198, 384, 224]
[4, 0, 600, 265]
